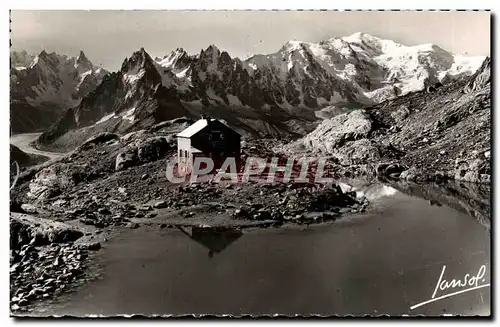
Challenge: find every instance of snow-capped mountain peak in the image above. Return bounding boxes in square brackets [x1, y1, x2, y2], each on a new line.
[281, 40, 305, 52]
[76, 50, 89, 64]
[144, 34, 485, 115]
[157, 48, 190, 70]
[203, 44, 221, 55]
[11, 49, 108, 108]
[74, 50, 94, 74]
[121, 47, 162, 87]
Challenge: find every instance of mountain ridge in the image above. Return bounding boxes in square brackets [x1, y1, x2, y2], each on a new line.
[11, 33, 486, 145]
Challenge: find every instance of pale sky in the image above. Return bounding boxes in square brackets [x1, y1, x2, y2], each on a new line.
[10, 10, 491, 71]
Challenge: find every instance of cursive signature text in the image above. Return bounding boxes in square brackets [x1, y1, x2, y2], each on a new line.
[410, 264, 490, 310]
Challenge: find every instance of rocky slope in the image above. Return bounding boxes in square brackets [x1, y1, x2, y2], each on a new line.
[10, 50, 107, 133]
[285, 57, 491, 184]
[33, 33, 484, 149]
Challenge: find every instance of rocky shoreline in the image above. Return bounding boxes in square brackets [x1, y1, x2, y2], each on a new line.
[10, 214, 103, 313]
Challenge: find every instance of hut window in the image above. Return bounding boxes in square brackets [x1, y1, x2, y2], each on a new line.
[184, 150, 188, 158]
[179, 149, 183, 157]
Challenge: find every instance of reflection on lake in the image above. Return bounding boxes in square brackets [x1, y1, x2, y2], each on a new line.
[177, 226, 243, 258]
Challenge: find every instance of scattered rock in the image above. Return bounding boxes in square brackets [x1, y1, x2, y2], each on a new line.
[79, 241, 101, 251]
[128, 223, 140, 229]
[98, 208, 111, 215]
[391, 105, 410, 122]
[153, 200, 167, 209]
[10, 213, 83, 251]
[138, 205, 152, 212]
[10, 241, 91, 310]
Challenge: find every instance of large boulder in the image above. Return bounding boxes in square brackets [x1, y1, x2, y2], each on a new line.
[115, 146, 138, 171]
[399, 167, 429, 183]
[10, 213, 83, 250]
[376, 162, 406, 179]
[390, 105, 410, 123]
[28, 163, 94, 200]
[292, 110, 373, 153]
[137, 137, 171, 163]
[114, 136, 172, 171]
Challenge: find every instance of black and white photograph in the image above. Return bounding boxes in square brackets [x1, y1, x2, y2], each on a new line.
[9, 9, 491, 317]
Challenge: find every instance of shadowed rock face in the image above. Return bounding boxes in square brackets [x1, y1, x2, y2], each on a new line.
[286, 110, 373, 153]
[10, 50, 107, 134]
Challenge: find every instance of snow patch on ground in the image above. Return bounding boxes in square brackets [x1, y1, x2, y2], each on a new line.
[287, 54, 293, 71]
[355, 184, 398, 200]
[122, 107, 136, 122]
[123, 69, 145, 84]
[95, 113, 116, 125]
[80, 70, 92, 80]
[448, 55, 486, 77]
[29, 56, 39, 68]
[175, 67, 189, 78]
